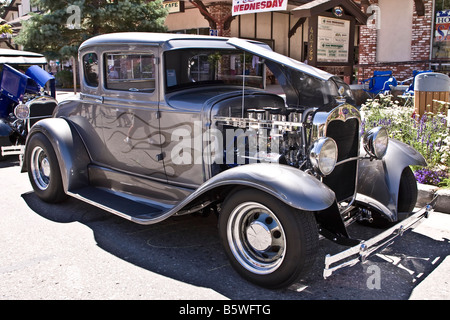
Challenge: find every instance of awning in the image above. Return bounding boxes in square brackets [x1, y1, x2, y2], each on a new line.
[0, 56, 48, 64]
[0, 49, 47, 65]
[291, 0, 368, 25]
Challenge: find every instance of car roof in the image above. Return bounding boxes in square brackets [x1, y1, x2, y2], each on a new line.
[79, 32, 232, 50]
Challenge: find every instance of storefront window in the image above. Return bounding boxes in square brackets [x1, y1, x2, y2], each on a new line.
[432, 0, 450, 70]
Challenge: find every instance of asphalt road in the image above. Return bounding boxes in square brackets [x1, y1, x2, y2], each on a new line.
[1, 156, 449, 302]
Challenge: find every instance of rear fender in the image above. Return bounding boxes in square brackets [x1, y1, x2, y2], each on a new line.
[23, 118, 90, 192]
[357, 138, 426, 220]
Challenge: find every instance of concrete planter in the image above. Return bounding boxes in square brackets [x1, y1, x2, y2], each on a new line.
[417, 183, 450, 214]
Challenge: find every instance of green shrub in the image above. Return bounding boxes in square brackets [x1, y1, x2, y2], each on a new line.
[361, 94, 449, 186]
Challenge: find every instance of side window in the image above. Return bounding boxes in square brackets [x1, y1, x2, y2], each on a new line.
[83, 53, 99, 87]
[105, 53, 156, 93]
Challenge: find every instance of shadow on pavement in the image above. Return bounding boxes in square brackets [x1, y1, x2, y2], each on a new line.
[0, 156, 21, 169]
[21, 191, 450, 300]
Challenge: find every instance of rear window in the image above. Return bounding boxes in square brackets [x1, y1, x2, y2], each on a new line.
[82, 53, 99, 87]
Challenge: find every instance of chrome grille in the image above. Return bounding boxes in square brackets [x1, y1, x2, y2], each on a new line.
[323, 118, 359, 202]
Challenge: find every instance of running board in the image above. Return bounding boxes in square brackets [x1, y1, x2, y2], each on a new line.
[68, 187, 174, 224]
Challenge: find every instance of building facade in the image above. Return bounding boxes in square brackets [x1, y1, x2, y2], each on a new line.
[0, 0, 38, 49]
[1, 0, 448, 83]
[358, 0, 449, 82]
[163, 0, 449, 83]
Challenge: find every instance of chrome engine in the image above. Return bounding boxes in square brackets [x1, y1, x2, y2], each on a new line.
[215, 103, 363, 206]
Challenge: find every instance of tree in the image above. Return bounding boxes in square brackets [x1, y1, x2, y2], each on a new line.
[0, 0, 12, 17]
[15, 0, 168, 59]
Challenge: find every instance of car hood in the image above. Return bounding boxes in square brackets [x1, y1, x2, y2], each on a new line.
[25, 65, 55, 88]
[227, 38, 354, 109]
[227, 38, 333, 81]
[25, 65, 56, 98]
[0, 64, 56, 102]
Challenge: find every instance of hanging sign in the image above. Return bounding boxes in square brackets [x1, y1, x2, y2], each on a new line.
[163, 1, 184, 14]
[317, 16, 350, 63]
[232, 0, 288, 16]
[435, 10, 450, 42]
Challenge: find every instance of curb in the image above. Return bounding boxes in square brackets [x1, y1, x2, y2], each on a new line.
[417, 183, 450, 214]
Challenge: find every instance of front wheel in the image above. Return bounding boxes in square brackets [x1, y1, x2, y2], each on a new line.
[26, 133, 66, 203]
[218, 188, 319, 289]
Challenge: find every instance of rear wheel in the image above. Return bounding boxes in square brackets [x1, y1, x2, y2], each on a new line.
[218, 188, 318, 289]
[26, 133, 66, 203]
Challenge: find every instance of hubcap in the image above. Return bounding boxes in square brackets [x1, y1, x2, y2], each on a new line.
[41, 158, 51, 177]
[227, 202, 286, 275]
[30, 146, 51, 191]
[246, 221, 272, 251]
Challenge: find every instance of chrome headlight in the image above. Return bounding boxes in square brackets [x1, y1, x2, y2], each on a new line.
[14, 102, 30, 120]
[363, 127, 389, 159]
[310, 137, 338, 176]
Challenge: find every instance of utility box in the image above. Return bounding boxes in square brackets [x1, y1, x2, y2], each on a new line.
[414, 72, 450, 117]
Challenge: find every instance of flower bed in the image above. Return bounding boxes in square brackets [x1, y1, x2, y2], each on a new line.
[360, 94, 449, 188]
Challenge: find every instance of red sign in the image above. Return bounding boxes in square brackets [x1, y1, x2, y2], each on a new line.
[232, 0, 288, 16]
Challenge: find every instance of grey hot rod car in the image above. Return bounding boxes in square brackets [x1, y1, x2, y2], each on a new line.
[21, 33, 436, 289]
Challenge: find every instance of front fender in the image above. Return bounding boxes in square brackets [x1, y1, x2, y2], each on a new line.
[189, 163, 350, 242]
[357, 138, 426, 220]
[23, 118, 90, 192]
[200, 163, 336, 212]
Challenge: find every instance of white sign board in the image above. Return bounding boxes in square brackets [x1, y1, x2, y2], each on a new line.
[317, 16, 350, 63]
[232, 0, 288, 16]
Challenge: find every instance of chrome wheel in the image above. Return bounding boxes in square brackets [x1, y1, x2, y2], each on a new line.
[26, 133, 66, 203]
[227, 202, 286, 275]
[30, 146, 51, 191]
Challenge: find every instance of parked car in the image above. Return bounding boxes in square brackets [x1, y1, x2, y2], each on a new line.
[0, 64, 57, 161]
[21, 33, 436, 289]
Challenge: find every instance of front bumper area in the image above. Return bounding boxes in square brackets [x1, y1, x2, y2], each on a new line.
[323, 195, 438, 279]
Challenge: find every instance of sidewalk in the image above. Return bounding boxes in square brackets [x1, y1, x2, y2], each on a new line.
[409, 246, 450, 300]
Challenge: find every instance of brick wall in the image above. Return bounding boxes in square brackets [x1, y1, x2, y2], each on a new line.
[358, 0, 434, 83]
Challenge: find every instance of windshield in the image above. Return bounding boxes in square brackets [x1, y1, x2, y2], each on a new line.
[164, 49, 264, 93]
[164, 46, 355, 110]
